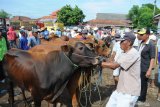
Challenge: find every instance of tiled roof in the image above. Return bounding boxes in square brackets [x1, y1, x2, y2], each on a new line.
[50, 10, 59, 16]
[154, 13, 160, 20]
[96, 13, 128, 20]
[87, 19, 131, 27]
[10, 16, 31, 21]
[40, 15, 56, 19]
[38, 10, 59, 22]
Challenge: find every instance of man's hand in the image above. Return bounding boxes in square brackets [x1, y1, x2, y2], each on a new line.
[101, 62, 107, 68]
[101, 61, 120, 69]
[145, 69, 151, 78]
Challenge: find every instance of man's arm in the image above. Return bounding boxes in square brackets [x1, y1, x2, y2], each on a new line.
[110, 51, 116, 61]
[101, 61, 120, 70]
[146, 58, 155, 78]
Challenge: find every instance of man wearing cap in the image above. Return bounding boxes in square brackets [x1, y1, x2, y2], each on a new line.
[18, 26, 28, 38]
[137, 28, 155, 106]
[27, 29, 38, 48]
[41, 27, 50, 40]
[101, 32, 141, 107]
[19, 30, 29, 50]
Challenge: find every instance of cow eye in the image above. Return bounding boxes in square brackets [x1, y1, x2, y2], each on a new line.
[79, 47, 83, 50]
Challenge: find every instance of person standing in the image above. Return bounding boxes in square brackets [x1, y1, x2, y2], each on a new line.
[137, 28, 155, 106]
[0, 30, 7, 81]
[93, 27, 101, 40]
[156, 35, 160, 101]
[33, 29, 41, 45]
[19, 30, 29, 50]
[110, 33, 123, 87]
[7, 26, 17, 48]
[149, 33, 157, 88]
[41, 27, 49, 40]
[102, 32, 141, 107]
[27, 31, 37, 48]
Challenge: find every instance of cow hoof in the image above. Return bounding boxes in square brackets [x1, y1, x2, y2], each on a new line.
[57, 103, 61, 107]
[72, 105, 79, 107]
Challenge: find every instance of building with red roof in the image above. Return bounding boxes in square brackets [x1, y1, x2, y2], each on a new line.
[87, 13, 132, 28]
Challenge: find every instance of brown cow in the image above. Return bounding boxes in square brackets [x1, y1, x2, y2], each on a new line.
[3, 42, 100, 107]
[30, 37, 110, 107]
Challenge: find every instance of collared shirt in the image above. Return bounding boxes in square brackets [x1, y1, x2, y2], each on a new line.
[41, 30, 49, 39]
[138, 39, 150, 54]
[27, 36, 37, 48]
[138, 39, 155, 72]
[116, 48, 141, 96]
[0, 37, 7, 61]
[19, 36, 29, 50]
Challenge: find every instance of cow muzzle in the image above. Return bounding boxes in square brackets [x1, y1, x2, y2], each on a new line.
[92, 56, 105, 66]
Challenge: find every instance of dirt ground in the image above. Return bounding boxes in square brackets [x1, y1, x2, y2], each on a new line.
[0, 68, 160, 107]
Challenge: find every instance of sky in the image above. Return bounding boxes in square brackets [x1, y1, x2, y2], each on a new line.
[0, 0, 160, 21]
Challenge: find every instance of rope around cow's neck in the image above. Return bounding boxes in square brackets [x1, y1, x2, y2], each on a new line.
[63, 52, 79, 68]
[78, 68, 102, 107]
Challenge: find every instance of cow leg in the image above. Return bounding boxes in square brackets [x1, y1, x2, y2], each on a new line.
[71, 93, 79, 107]
[53, 102, 61, 107]
[67, 72, 81, 107]
[8, 80, 14, 107]
[21, 89, 31, 107]
[68, 82, 79, 107]
[33, 99, 41, 107]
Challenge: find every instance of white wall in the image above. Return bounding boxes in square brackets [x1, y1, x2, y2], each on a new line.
[158, 19, 160, 34]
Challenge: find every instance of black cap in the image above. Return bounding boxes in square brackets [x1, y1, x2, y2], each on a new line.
[121, 32, 136, 44]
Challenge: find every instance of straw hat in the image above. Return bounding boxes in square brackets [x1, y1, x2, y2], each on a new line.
[20, 26, 25, 29]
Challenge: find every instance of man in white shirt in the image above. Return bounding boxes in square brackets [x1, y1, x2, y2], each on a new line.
[102, 32, 141, 107]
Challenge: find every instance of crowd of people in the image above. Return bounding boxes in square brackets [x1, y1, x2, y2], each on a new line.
[103, 28, 160, 107]
[0, 25, 160, 107]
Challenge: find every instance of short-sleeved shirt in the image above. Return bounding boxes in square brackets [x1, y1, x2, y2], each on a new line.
[27, 36, 37, 48]
[19, 36, 29, 50]
[116, 48, 141, 96]
[41, 30, 49, 39]
[139, 39, 155, 72]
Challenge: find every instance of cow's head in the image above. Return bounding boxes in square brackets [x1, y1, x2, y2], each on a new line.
[61, 42, 99, 67]
[102, 36, 112, 48]
[93, 39, 111, 57]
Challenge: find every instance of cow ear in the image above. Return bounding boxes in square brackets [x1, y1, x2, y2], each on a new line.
[61, 45, 73, 52]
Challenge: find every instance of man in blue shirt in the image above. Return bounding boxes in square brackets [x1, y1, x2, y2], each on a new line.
[41, 27, 49, 40]
[19, 30, 29, 50]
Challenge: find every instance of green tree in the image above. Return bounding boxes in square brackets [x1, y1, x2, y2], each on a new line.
[57, 5, 85, 26]
[127, 5, 140, 28]
[142, 3, 160, 15]
[127, 3, 160, 30]
[0, 10, 10, 18]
